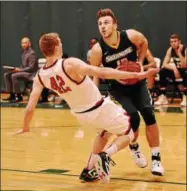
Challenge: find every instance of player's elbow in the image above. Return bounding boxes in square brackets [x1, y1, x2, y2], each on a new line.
[143, 39, 148, 48]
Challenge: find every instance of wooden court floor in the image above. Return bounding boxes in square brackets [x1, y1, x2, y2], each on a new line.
[1, 106, 186, 191]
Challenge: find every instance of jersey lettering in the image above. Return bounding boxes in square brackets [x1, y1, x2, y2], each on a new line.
[105, 47, 133, 63]
[50, 75, 72, 94]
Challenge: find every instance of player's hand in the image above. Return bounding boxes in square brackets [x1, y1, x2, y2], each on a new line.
[173, 68, 181, 79]
[13, 67, 21, 73]
[138, 68, 159, 79]
[13, 128, 30, 136]
[177, 44, 183, 54]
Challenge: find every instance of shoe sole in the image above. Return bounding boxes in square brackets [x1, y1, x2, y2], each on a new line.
[80, 178, 100, 183]
[133, 156, 148, 168]
[151, 171, 164, 176]
[139, 163, 148, 168]
[95, 155, 110, 183]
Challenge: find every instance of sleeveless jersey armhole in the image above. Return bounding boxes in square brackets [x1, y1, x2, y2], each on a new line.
[37, 72, 45, 87]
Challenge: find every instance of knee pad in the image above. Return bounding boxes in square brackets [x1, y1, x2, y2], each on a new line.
[141, 107, 156, 126]
[130, 112, 140, 132]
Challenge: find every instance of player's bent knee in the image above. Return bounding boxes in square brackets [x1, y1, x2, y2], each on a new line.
[99, 130, 107, 137]
[141, 107, 156, 126]
[99, 130, 112, 139]
[130, 112, 140, 132]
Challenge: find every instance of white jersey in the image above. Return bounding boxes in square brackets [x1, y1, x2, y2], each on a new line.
[35, 58, 132, 138]
[38, 59, 102, 112]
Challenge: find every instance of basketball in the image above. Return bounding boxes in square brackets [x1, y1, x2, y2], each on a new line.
[117, 60, 141, 85]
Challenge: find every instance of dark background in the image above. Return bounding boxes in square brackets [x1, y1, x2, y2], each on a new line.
[1, 1, 186, 90]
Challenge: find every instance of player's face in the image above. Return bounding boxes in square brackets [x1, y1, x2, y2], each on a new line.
[89, 39, 97, 48]
[170, 38, 180, 49]
[21, 38, 31, 51]
[98, 16, 117, 39]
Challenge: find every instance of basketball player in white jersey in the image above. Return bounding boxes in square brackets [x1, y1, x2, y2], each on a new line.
[15, 33, 158, 183]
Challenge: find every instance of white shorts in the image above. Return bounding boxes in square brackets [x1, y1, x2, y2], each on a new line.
[72, 97, 131, 135]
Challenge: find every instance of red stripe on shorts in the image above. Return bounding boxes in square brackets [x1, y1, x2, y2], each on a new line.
[123, 111, 131, 135]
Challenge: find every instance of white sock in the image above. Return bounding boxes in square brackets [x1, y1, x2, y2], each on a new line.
[87, 153, 97, 170]
[105, 144, 118, 156]
[130, 141, 138, 145]
[151, 147, 160, 156]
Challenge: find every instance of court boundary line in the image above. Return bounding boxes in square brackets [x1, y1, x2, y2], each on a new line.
[1, 124, 186, 130]
[1, 168, 186, 186]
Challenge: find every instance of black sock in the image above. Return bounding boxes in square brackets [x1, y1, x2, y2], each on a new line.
[152, 152, 161, 161]
[129, 143, 139, 151]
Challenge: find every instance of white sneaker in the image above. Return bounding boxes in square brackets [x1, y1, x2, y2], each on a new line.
[151, 160, 164, 176]
[154, 94, 168, 105]
[154, 105, 168, 116]
[180, 96, 186, 107]
[131, 150, 148, 168]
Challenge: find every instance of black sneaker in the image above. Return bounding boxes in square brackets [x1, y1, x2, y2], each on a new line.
[79, 168, 99, 183]
[95, 152, 116, 183]
[10, 96, 23, 103]
[2, 93, 15, 101]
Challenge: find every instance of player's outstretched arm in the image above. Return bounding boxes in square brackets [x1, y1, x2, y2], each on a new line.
[67, 57, 159, 80]
[13, 75, 43, 135]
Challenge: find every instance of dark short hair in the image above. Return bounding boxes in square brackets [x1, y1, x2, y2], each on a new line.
[96, 8, 117, 24]
[170, 33, 180, 40]
[91, 37, 98, 41]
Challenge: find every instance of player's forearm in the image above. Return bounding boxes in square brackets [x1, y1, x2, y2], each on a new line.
[143, 64, 150, 71]
[143, 62, 156, 71]
[178, 53, 185, 66]
[138, 41, 148, 65]
[98, 68, 138, 80]
[182, 58, 186, 68]
[162, 63, 175, 71]
[23, 109, 34, 131]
